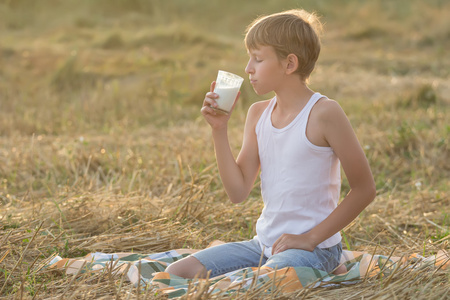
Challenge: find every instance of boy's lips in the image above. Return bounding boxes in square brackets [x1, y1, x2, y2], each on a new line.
[250, 79, 257, 84]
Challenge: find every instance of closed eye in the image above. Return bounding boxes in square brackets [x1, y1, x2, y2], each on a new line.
[252, 56, 263, 62]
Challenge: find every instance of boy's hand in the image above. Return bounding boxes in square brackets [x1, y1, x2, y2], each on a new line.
[201, 81, 240, 130]
[271, 233, 317, 255]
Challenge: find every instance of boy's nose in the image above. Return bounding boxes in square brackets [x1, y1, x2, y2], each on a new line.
[245, 62, 253, 74]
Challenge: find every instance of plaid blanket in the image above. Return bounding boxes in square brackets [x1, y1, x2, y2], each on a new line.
[48, 241, 449, 298]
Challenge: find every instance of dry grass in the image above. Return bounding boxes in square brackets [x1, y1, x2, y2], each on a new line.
[0, 0, 449, 298]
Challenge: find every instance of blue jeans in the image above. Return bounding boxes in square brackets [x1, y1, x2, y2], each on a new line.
[191, 238, 342, 278]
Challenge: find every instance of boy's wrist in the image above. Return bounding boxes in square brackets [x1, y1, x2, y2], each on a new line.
[304, 231, 321, 249]
[211, 126, 228, 136]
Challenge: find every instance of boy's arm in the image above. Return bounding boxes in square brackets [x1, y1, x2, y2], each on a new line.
[201, 82, 263, 204]
[272, 100, 376, 254]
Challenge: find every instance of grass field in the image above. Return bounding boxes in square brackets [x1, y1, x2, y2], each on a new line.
[0, 0, 449, 298]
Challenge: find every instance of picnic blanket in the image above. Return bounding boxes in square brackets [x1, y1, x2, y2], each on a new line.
[48, 241, 449, 298]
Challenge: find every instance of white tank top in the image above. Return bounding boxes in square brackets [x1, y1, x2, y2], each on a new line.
[254, 92, 341, 257]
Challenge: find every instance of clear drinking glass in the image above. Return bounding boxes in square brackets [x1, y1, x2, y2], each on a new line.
[213, 70, 244, 114]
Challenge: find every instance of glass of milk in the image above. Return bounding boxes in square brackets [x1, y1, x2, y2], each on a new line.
[213, 70, 244, 114]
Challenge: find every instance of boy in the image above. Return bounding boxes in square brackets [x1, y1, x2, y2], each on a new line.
[166, 9, 376, 278]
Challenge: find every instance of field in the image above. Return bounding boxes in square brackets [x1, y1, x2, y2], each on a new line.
[0, 0, 449, 298]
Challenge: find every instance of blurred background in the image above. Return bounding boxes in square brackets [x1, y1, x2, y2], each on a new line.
[1, 0, 449, 134]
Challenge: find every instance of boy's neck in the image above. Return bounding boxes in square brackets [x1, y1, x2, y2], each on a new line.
[273, 76, 314, 113]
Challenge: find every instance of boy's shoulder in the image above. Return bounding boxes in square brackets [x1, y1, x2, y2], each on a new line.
[312, 97, 347, 125]
[242, 99, 272, 129]
[246, 99, 272, 123]
[249, 99, 272, 114]
[314, 97, 343, 116]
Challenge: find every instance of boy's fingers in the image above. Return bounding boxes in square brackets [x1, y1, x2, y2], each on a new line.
[271, 236, 280, 255]
[205, 92, 218, 99]
[210, 81, 216, 93]
[204, 94, 218, 107]
[201, 105, 217, 116]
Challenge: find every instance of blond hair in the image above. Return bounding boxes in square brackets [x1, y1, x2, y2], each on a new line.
[245, 9, 323, 81]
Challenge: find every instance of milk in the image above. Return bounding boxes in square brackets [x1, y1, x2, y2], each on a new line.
[212, 70, 243, 114]
[214, 86, 240, 113]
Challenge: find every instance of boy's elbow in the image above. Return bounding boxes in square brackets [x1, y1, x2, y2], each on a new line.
[367, 180, 377, 203]
[227, 187, 249, 204]
[229, 196, 245, 204]
[228, 191, 247, 204]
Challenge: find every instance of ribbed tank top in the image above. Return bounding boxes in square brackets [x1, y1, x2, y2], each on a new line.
[254, 92, 341, 257]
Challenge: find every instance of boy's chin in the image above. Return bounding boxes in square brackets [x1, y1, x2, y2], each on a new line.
[253, 88, 269, 96]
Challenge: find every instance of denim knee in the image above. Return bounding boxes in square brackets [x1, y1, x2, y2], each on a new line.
[192, 239, 266, 277]
[264, 242, 342, 273]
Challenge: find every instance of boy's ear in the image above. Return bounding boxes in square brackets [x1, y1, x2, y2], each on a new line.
[285, 54, 298, 75]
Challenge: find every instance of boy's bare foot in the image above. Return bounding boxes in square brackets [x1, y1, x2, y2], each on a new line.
[332, 264, 347, 275]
